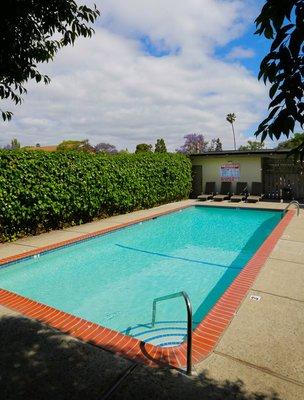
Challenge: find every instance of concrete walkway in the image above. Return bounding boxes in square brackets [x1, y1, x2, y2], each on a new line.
[0, 200, 303, 399]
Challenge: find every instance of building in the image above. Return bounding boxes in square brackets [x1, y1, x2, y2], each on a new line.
[190, 149, 304, 201]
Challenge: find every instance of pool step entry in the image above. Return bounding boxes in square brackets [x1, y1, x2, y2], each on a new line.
[125, 321, 188, 347]
[123, 291, 193, 375]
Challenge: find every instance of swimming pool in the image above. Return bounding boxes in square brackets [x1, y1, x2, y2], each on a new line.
[0, 206, 282, 351]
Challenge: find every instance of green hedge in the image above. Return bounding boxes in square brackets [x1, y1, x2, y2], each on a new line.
[0, 150, 191, 242]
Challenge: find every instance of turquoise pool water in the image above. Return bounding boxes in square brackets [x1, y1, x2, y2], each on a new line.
[0, 206, 281, 346]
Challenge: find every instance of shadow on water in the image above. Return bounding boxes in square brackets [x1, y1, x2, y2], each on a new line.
[0, 313, 283, 400]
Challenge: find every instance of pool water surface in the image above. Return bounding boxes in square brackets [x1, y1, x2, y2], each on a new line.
[0, 206, 282, 346]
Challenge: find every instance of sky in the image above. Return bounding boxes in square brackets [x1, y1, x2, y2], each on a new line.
[0, 0, 281, 151]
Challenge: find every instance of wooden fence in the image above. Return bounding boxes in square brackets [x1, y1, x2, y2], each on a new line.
[262, 157, 304, 201]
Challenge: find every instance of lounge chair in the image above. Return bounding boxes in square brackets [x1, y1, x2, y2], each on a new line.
[197, 182, 215, 201]
[213, 182, 231, 201]
[230, 182, 248, 202]
[247, 182, 263, 203]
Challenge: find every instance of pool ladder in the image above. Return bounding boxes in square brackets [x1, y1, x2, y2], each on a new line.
[152, 291, 193, 375]
[284, 200, 300, 216]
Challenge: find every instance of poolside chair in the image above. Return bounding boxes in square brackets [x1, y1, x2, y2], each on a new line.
[197, 182, 215, 201]
[247, 182, 263, 203]
[230, 182, 248, 202]
[213, 182, 231, 201]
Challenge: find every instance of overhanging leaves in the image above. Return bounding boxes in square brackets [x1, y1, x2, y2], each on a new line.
[254, 0, 304, 160]
[0, 0, 100, 120]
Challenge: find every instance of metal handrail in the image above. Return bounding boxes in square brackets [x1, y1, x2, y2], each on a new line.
[151, 291, 192, 375]
[284, 200, 300, 216]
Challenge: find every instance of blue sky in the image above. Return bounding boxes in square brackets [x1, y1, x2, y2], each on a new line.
[138, 1, 270, 77]
[140, 13, 270, 77]
[215, 21, 270, 75]
[0, 0, 282, 150]
[140, 36, 181, 58]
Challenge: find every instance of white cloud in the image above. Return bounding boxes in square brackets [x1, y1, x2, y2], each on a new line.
[226, 46, 255, 60]
[100, 0, 248, 50]
[0, 0, 269, 151]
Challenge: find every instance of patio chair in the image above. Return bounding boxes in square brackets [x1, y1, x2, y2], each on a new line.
[247, 182, 264, 203]
[197, 182, 215, 201]
[213, 182, 231, 201]
[230, 182, 248, 202]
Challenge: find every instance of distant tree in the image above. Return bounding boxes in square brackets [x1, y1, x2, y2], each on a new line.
[135, 143, 153, 153]
[254, 1, 304, 161]
[277, 133, 304, 150]
[238, 140, 265, 151]
[10, 138, 21, 150]
[95, 142, 118, 154]
[176, 134, 209, 154]
[0, 1, 99, 121]
[57, 139, 95, 153]
[154, 138, 167, 153]
[119, 148, 129, 154]
[209, 138, 223, 152]
[36, 143, 41, 148]
[226, 113, 237, 150]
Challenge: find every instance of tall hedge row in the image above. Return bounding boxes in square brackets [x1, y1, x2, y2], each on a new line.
[0, 150, 192, 242]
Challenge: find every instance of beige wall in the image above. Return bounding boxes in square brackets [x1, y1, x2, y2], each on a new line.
[191, 155, 262, 193]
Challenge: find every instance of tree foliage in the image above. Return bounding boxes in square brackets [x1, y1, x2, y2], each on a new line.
[176, 134, 209, 154]
[238, 140, 265, 151]
[0, 0, 99, 121]
[209, 138, 223, 152]
[226, 113, 236, 125]
[94, 142, 118, 154]
[11, 138, 21, 150]
[2, 138, 21, 150]
[135, 143, 153, 153]
[0, 151, 191, 241]
[254, 0, 304, 160]
[57, 139, 95, 153]
[155, 138, 167, 153]
[277, 132, 304, 149]
[177, 134, 223, 154]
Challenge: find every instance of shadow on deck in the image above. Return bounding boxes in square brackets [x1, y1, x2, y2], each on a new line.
[0, 312, 283, 400]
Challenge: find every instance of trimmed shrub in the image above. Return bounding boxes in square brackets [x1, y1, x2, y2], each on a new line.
[0, 150, 191, 242]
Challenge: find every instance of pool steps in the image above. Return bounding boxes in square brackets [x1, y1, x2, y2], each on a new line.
[123, 321, 189, 347]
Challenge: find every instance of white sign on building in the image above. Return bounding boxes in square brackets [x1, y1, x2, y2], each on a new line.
[220, 163, 240, 182]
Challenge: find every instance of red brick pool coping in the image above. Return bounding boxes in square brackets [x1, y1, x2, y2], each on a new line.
[0, 206, 295, 371]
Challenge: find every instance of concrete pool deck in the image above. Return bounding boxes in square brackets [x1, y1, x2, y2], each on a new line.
[0, 199, 303, 399]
